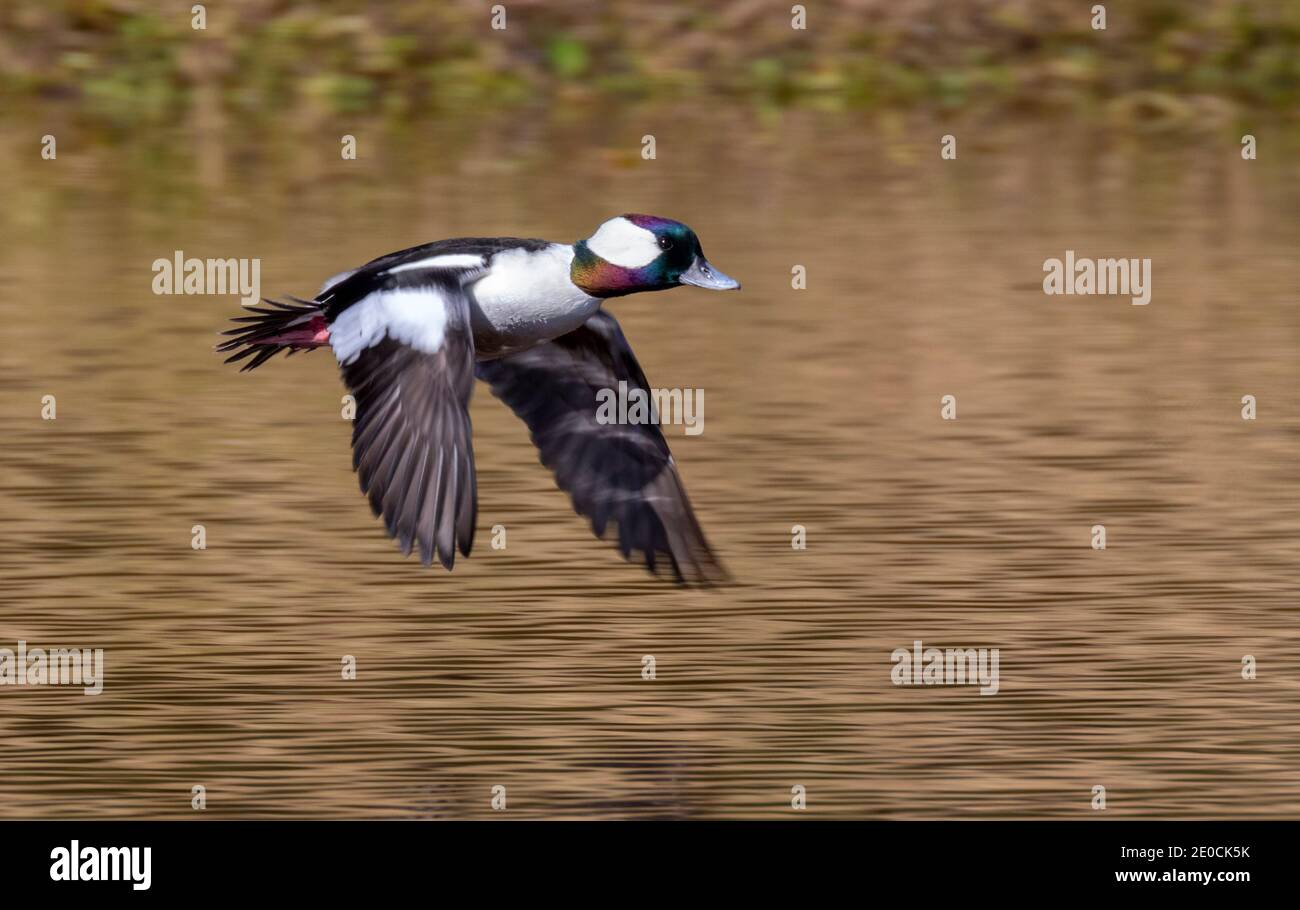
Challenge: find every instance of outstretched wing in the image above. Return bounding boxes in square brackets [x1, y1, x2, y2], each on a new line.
[332, 269, 479, 569]
[476, 310, 728, 585]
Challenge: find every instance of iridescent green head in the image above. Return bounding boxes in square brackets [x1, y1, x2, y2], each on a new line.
[571, 214, 741, 298]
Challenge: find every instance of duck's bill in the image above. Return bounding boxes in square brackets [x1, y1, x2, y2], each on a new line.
[679, 257, 741, 291]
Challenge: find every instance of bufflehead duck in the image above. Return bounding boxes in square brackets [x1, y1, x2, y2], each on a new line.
[218, 214, 739, 585]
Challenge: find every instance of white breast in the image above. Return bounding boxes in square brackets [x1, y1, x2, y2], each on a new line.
[469, 244, 601, 354]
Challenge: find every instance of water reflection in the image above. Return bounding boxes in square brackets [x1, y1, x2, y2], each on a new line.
[1, 110, 1299, 817]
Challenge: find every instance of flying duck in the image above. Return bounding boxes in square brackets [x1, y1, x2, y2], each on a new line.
[218, 214, 739, 585]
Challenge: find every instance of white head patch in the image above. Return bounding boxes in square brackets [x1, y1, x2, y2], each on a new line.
[585, 217, 660, 268]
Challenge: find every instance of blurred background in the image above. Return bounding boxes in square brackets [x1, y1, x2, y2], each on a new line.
[1, 1, 1300, 819]
[5, 0, 1300, 126]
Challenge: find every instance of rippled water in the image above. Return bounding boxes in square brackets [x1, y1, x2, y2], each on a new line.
[2, 112, 1299, 818]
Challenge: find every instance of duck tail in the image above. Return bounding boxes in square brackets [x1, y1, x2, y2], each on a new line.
[217, 297, 331, 372]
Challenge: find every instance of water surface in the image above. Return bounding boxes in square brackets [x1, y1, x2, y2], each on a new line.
[2, 111, 1299, 817]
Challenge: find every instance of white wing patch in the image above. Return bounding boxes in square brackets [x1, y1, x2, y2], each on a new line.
[387, 254, 486, 274]
[586, 217, 660, 268]
[330, 288, 450, 365]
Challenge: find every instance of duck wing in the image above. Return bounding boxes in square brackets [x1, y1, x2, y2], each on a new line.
[331, 267, 480, 570]
[475, 310, 728, 586]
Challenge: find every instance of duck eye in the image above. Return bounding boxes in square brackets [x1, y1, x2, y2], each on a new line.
[657, 236, 673, 251]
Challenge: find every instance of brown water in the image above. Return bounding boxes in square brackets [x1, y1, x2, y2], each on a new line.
[2, 110, 1300, 818]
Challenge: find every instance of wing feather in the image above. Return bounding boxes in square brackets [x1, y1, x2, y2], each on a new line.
[476, 310, 727, 585]
[336, 277, 478, 570]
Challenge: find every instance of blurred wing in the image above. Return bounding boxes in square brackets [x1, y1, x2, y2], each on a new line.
[335, 277, 478, 570]
[476, 310, 727, 585]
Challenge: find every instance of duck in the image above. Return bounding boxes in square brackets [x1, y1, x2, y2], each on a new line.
[218, 214, 739, 585]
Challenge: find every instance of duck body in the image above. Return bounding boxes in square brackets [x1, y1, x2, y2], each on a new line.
[322, 237, 602, 360]
[218, 215, 739, 584]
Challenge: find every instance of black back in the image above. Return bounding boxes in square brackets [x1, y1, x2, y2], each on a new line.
[319, 237, 554, 320]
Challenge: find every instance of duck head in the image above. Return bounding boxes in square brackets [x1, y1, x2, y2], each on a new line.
[572, 214, 741, 298]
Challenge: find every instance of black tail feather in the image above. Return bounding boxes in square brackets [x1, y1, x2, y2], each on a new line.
[217, 297, 324, 373]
